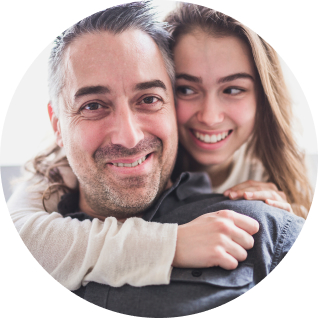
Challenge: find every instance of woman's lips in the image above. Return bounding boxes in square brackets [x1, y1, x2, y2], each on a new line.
[192, 129, 232, 144]
[189, 129, 233, 149]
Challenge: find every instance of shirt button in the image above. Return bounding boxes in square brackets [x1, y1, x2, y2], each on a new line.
[191, 270, 202, 277]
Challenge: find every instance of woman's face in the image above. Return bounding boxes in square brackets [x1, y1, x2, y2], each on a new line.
[174, 31, 258, 167]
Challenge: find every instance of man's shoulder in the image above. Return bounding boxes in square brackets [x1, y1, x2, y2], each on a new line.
[157, 190, 304, 228]
[206, 198, 304, 225]
[213, 199, 305, 244]
[161, 171, 304, 230]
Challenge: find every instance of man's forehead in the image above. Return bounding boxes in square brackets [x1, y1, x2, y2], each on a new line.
[62, 29, 172, 96]
[68, 29, 154, 56]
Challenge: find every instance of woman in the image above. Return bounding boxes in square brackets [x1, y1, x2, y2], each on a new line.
[8, 2, 312, 290]
[167, 3, 312, 218]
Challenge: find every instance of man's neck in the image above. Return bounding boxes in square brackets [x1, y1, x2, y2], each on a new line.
[78, 189, 103, 220]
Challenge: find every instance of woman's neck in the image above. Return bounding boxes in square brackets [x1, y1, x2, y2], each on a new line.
[187, 155, 234, 188]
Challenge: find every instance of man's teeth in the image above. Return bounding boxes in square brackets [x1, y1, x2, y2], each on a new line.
[112, 156, 147, 167]
[194, 131, 229, 143]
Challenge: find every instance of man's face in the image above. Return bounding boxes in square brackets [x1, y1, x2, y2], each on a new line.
[54, 29, 178, 219]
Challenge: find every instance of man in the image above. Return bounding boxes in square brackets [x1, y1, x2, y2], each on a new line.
[10, 2, 304, 317]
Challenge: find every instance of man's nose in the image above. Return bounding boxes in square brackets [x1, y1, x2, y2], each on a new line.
[196, 94, 225, 126]
[110, 104, 144, 149]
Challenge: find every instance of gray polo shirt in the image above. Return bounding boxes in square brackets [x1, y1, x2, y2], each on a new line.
[59, 172, 304, 317]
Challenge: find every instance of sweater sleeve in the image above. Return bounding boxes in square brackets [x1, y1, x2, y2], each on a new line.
[7, 180, 177, 290]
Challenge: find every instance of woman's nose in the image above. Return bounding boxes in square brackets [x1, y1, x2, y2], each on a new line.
[196, 95, 225, 126]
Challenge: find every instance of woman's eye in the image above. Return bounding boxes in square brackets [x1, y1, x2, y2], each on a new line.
[176, 86, 195, 96]
[224, 88, 244, 95]
[83, 102, 102, 111]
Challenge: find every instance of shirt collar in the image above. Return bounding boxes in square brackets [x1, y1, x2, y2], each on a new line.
[142, 172, 212, 221]
[58, 171, 212, 221]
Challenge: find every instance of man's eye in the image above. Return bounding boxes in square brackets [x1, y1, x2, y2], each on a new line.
[80, 102, 109, 119]
[224, 88, 244, 95]
[142, 96, 157, 104]
[83, 102, 102, 110]
[176, 86, 195, 96]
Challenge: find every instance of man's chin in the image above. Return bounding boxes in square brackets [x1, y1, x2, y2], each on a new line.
[82, 182, 161, 219]
[90, 196, 154, 220]
[79, 163, 172, 220]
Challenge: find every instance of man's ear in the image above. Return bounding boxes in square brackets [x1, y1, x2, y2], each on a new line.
[48, 102, 64, 148]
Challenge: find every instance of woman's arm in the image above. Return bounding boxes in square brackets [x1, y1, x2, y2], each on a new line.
[8, 177, 258, 290]
[8, 180, 177, 290]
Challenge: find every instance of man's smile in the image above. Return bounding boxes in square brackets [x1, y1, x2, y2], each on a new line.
[106, 153, 155, 176]
[109, 154, 149, 167]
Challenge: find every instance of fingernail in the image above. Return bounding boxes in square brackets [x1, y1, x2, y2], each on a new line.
[245, 192, 253, 199]
[230, 192, 237, 199]
[224, 190, 229, 196]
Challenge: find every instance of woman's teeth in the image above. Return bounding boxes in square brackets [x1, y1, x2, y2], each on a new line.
[112, 156, 147, 167]
[194, 131, 230, 144]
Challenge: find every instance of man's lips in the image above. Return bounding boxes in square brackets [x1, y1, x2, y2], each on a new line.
[108, 154, 149, 167]
[106, 153, 154, 175]
[106, 153, 151, 168]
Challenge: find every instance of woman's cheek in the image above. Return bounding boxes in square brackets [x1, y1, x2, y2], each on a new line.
[231, 99, 256, 126]
[176, 100, 193, 125]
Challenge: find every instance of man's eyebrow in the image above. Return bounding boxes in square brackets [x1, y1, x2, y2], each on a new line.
[176, 73, 202, 84]
[135, 80, 167, 91]
[74, 86, 111, 99]
[218, 73, 254, 84]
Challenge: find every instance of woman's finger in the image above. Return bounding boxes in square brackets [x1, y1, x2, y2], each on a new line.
[224, 180, 278, 196]
[229, 187, 269, 199]
[265, 199, 293, 213]
[243, 190, 286, 203]
[224, 239, 248, 263]
[223, 180, 278, 196]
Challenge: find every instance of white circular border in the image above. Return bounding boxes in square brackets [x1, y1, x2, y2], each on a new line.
[1, 1, 317, 317]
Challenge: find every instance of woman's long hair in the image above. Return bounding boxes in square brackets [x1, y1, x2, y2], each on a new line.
[165, 3, 313, 218]
[25, 143, 72, 211]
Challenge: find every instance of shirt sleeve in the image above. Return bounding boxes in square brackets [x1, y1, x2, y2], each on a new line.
[270, 214, 305, 271]
[7, 180, 177, 290]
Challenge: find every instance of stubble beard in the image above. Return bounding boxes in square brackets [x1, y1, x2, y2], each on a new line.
[73, 136, 175, 219]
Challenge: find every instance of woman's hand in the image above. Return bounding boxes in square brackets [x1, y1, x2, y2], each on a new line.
[173, 210, 259, 270]
[223, 180, 293, 213]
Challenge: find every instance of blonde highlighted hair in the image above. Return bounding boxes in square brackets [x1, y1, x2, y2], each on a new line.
[165, 3, 312, 218]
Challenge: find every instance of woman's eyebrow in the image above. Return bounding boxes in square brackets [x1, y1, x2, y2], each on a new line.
[176, 73, 202, 83]
[218, 73, 254, 84]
